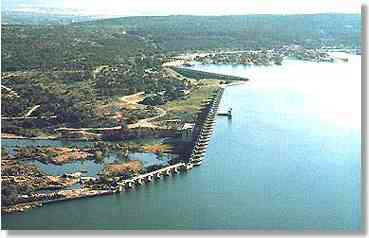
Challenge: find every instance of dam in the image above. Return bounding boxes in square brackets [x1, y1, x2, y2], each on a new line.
[104, 87, 225, 192]
[188, 87, 225, 166]
[169, 66, 249, 81]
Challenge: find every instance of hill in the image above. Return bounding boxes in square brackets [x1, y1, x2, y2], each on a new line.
[1, 14, 361, 72]
[78, 14, 361, 51]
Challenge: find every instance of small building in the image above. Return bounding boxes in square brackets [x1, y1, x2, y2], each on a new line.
[177, 89, 191, 97]
[179, 123, 195, 141]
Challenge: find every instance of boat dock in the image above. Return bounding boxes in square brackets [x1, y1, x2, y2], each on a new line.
[217, 108, 232, 118]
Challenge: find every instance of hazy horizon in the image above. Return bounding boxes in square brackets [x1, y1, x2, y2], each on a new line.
[1, 0, 361, 17]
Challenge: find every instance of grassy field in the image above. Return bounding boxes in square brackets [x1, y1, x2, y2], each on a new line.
[160, 80, 219, 122]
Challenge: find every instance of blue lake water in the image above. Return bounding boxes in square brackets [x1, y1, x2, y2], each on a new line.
[2, 140, 169, 176]
[1, 54, 361, 230]
[24, 152, 167, 177]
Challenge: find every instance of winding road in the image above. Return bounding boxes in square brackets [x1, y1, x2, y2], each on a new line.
[55, 91, 167, 132]
[120, 92, 167, 128]
[24, 105, 41, 117]
[128, 107, 166, 129]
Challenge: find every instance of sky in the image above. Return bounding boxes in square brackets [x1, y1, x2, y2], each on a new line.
[1, 0, 362, 17]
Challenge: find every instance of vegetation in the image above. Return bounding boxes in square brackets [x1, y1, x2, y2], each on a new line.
[1, 24, 156, 71]
[2, 14, 360, 72]
[1, 71, 97, 132]
[94, 64, 187, 99]
[1, 63, 189, 135]
[79, 14, 361, 51]
[147, 80, 219, 124]
[1, 163, 43, 206]
[1, 14, 360, 137]
[103, 161, 144, 177]
[2, 184, 20, 206]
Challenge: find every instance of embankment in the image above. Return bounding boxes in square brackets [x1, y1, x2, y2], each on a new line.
[170, 66, 248, 81]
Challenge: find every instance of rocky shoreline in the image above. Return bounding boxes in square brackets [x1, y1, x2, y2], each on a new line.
[1, 188, 115, 214]
[1, 139, 182, 214]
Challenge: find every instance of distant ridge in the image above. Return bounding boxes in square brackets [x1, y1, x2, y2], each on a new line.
[77, 14, 361, 51]
[1, 14, 360, 71]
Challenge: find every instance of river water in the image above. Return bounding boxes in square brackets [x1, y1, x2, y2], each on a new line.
[2, 54, 361, 230]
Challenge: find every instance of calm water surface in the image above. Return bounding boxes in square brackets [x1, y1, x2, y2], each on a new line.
[2, 140, 169, 176]
[2, 55, 361, 230]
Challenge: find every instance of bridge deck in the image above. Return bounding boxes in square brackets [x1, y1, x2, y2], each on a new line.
[117, 163, 185, 185]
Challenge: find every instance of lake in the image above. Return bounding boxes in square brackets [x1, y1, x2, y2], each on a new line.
[2, 54, 361, 230]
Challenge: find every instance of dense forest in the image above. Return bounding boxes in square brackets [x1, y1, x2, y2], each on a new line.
[1, 24, 158, 71]
[1, 71, 97, 135]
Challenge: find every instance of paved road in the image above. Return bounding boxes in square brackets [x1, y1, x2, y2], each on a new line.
[129, 107, 166, 129]
[55, 91, 167, 131]
[24, 105, 40, 117]
[1, 85, 19, 97]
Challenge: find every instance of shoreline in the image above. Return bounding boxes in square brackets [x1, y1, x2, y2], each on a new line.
[1, 162, 189, 215]
[1, 87, 230, 215]
[166, 47, 358, 69]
